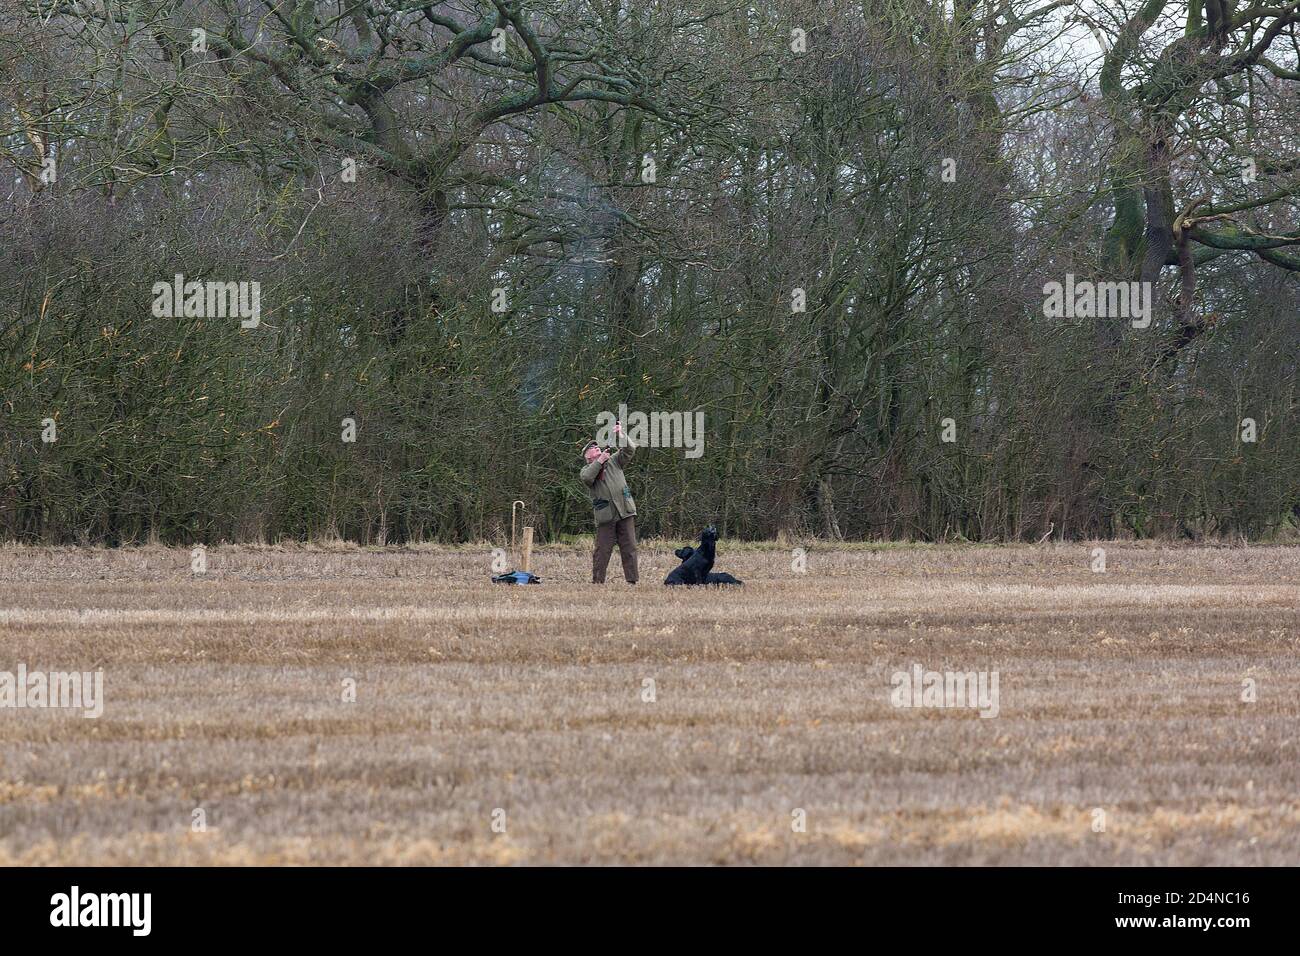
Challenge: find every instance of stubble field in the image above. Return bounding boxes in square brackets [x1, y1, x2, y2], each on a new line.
[1, 540, 1297, 866]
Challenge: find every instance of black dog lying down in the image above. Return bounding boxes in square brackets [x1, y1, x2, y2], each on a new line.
[664, 526, 744, 586]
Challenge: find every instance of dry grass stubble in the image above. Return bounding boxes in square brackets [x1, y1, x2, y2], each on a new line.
[1, 540, 1297, 865]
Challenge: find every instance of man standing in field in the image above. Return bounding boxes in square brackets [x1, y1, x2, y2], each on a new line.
[581, 421, 638, 584]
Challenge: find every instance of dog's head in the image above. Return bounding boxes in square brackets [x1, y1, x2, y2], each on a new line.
[700, 525, 718, 543]
[674, 546, 695, 561]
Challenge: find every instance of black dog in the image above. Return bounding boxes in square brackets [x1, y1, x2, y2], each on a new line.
[703, 570, 743, 585]
[665, 526, 716, 585]
[665, 527, 743, 586]
[673, 546, 745, 585]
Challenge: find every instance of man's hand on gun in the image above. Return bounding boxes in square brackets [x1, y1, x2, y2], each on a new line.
[599, 420, 621, 461]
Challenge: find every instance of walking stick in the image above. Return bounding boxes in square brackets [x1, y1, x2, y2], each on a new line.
[511, 500, 526, 566]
